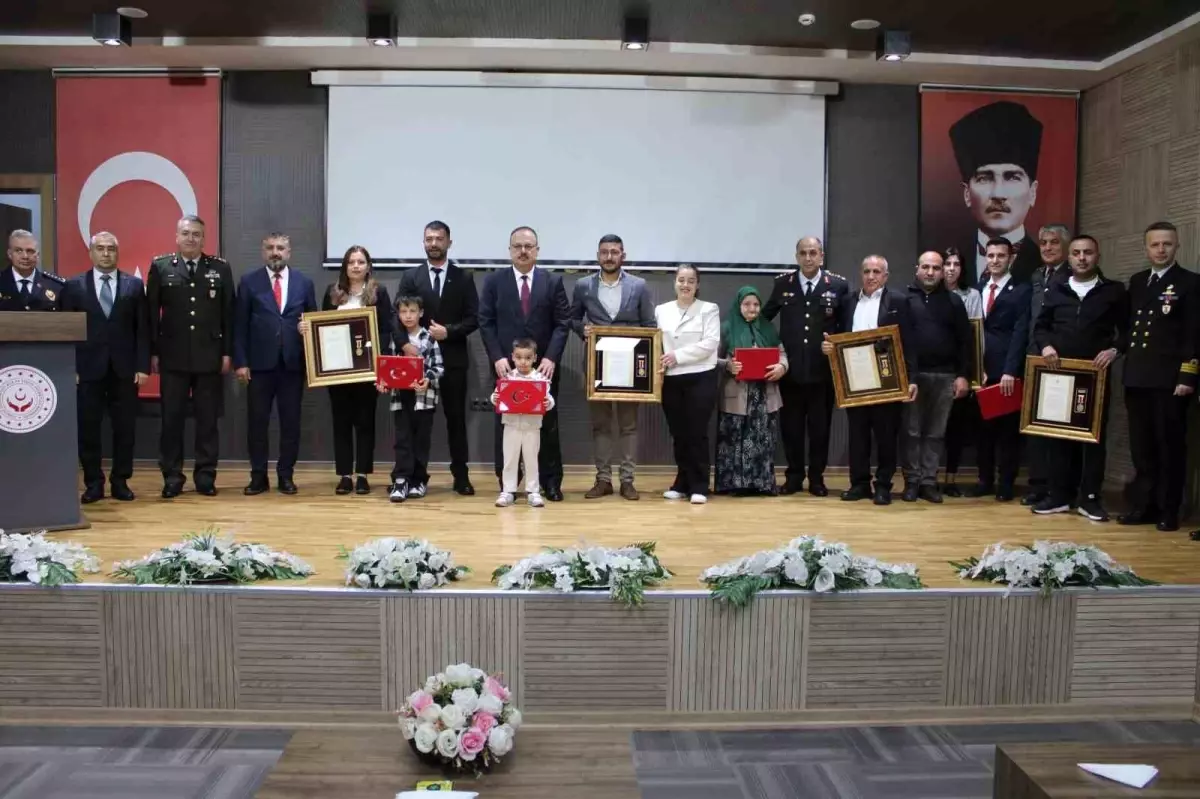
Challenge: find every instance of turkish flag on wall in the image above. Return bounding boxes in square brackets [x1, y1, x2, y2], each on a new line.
[55, 75, 221, 397]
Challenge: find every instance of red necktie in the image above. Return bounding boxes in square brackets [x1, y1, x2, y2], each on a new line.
[986, 282, 998, 315]
[273, 272, 283, 311]
[520, 274, 531, 317]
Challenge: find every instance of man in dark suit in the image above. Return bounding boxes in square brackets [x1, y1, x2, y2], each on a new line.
[233, 232, 318, 496]
[397, 220, 479, 496]
[950, 101, 1044, 286]
[147, 215, 235, 498]
[1119, 221, 1198, 532]
[568, 233, 656, 500]
[1, 229, 64, 311]
[973, 238, 1032, 501]
[478, 226, 571, 501]
[822, 255, 918, 506]
[763, 235, 849, 497]
[60, 232, 150, 503]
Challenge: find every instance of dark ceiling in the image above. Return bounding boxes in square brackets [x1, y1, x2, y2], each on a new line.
[1, 0, 1198, 60]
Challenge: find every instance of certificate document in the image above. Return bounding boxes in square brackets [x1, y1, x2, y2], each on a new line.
[1036, 373, 1075, 423]
[318, 323, 354, 372]
[595, 337, 638, 388]
[843, 344, 882, 392]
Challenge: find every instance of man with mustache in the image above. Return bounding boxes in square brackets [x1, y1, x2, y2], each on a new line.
[949, 101, 1044, 286]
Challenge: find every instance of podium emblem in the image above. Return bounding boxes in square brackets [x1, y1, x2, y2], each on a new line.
[0, 366, 58, 434]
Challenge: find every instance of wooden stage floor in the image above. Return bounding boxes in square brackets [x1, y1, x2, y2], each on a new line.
[63, 466, 1200, 590]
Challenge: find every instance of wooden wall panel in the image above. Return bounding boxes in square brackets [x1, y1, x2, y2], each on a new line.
[1120, 55, 1177, 153]
[1081, 77, 1122, 168]
[805, 596, 949, 708]
[0, 591, 104, 707]
[235, 594, 382, 710]
[1119, 143, 1171, 237]
[1071, 595, 1200, 703]
[103, 592, 236, 709]
[521, 598, 669, 712]
[1078, 157, 1121, 239]
[667, 596, 805, 712]
[1174, 40, 1200, 138]
[1167, 133, 1200, 220]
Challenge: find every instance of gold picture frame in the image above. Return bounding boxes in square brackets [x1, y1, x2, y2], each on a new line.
[826, 325, 910, 409]
[969, 318, 985, 390]
[585, 325, 663, 403]
[1019, 356, 1107, 443]
[301, 307, 381, 388]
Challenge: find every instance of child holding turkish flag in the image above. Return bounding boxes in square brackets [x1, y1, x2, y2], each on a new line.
[490, 337, 555, 508]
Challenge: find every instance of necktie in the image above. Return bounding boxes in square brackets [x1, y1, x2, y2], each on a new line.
[186, 259, 196, 280]
[99, 274, 114, 318]
[432, 267, 442, 297]
[987, 282, 999, 315]
[18, 279, 30, 300]
[804, 281, 813, 299]
[273, 272, 283, 311]
[520, 275, 531, 317]
[1148, 273, 1159, 290]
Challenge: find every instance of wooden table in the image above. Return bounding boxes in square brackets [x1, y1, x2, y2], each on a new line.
[255, 727, 641, 798]
[994, 743, 1200, 798]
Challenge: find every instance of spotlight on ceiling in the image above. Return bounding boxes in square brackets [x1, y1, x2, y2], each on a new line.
[622, 15, 649, 50]
[850, 18, 880, 30]
[875, 30, 911, 62]
[92, 12, 131, 47]
[368, 12, 397, 46]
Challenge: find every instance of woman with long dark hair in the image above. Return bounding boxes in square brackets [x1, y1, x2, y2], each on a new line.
[941, 247, 982, 496]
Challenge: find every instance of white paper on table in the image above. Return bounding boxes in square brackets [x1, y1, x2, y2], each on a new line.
[595, 336, 639, 388]
[1077, 763, 1159, 788]
[396, 792, 479, 799]
[318, 323, 354, 371]
[842, 344, 882, 392]
[1036, 373, 1075, 423]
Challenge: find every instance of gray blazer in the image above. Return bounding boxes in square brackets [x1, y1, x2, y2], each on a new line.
[716, 344, 789, 416]
[568, 271, 656, 338]
[1028, 263, 1070, 353]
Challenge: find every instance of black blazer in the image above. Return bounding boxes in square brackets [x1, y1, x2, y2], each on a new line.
[321, 283, 396, 348]
[478, 266, 570, 366]
[977, 277, 1032, 384]
[833, 287, 918, 382]
[397, 261, 479, 370]
[1123, 264, 1200, 390]
[60, 270, 150, 381]
[0, 268, 65, 311]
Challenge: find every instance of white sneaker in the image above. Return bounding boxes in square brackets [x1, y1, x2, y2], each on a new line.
[690, 494, 708, 504]
[407, 482, 427, 499]
[495, 492, 514, 507]
[663, 490, 685, 500]
[527, 492, 545, 507]
[389, 480, 408, 503]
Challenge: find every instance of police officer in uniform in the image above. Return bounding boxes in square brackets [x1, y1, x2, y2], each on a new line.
[763, 236, 849, 496]
[146, 215, 234, 498]
[0, 229, 64, 311]
[1118, 221, 1199, 532]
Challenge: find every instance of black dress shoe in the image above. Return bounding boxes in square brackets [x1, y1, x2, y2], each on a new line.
[901, 484, 919, 503]
[942, 483, 962, 498]
[919, 484, 944, 504]
[196, 484, 218, 497]
[841, 485, 872, 502]
[336, 476, 353, 495]
[995, 486, 1015, 502]
[243, 477, 269, 496]
[453, 480, 475, 496]
[1020, 490, 1047, 507]
[278, 477, 298, 495]
[81, 484, 105, 504]
[1118, 508, 1160, 526]
[355, 476, 371, 495]
[161, 482, 183, 499]
[808, 482, 829, 498]
[779, 481, 803, 496]
[110, 482, 135, 502]
[873, 487, 893, 506]
[1156, 517, 1180, 532]
[968, 483, 995, 498]
[545, 485, 564, 502]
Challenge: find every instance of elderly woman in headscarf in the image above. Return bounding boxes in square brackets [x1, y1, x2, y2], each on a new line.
[714, 285, 789, 495]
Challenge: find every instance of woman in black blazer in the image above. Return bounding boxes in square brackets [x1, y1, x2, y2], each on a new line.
[308, 246, 394, 494]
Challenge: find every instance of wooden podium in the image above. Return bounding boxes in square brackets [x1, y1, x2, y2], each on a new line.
[0, 312, 87, 532]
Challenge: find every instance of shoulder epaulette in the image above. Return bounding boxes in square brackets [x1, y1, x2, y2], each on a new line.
[205, 254, 229, 265]
[41, 271, 66, 284]
[775, 270, 793, 281]
[152, 253, 175, 262]
[827, 271, 846, 281]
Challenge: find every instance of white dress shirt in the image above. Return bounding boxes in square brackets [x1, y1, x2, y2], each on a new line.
[597, 271, 624, 320]
[267, 265, 289, 311]
[654, 299, 720, 376]
[428, 262, 448, 296]
[93, 267, 119, 303]
[341, 290, 364, 309]
[10, 268, 35, 293]
[799, 269, 824, 296]
[975, 226, 1026, 285]
[512, 266, 537, 296]
[852, 288, 884, 332]
[982, 272, 1012, 318]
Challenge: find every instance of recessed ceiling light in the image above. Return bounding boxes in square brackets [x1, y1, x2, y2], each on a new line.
[798, 13, 816, 26]
[116, 7, 148, 18]
[851, 19, 880, 30]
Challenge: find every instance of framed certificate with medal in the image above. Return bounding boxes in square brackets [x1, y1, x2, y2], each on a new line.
[826, 325, 910, 408]
[1019, 356, 1107, 443]
[301, 307, 380, 387]
[585, 325, 663, 402]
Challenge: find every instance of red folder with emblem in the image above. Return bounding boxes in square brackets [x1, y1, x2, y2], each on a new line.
[975, 380, 1024, 420]
[495, 378, 548, 415]
[733, 347, 781, 381]
[376, 355, 424, 390]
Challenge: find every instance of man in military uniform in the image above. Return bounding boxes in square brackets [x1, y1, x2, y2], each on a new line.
[146, 215, 234, 498]
[763, 236, 849, 496]
[1118, 221, 1198, 532]
[0, 229, 64, 311]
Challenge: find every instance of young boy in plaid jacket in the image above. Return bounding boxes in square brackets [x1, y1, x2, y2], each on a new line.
[385, 295, 444, 502]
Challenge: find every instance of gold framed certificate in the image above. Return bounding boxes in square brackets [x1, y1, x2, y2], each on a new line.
[968, 318, 985, 390]
[1019, 356, 1107, 443]
[826, 325, 910, 408]
[585, 325, 663, 402]
[302, 307, 380, 388]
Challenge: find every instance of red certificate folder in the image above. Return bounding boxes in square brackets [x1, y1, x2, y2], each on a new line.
[496, 378, 548, 415]
[733, 347, 781, 381]
[376, 355, 423, 389]
[976, 380, 1024, 420]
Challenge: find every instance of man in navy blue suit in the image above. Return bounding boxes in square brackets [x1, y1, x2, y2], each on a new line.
[478, 226, 571, 501]
[233, 233, 318, 496]
[60, 231, 150, 503]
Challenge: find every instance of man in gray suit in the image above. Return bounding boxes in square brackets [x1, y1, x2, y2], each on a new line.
[569, 234, 656, 500]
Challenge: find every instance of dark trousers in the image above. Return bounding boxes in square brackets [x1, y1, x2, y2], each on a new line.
[1048, 395, 1111, 504]
[943, 395, 979, 475]
[492, 369, 563, 489]
[391, 393, 435, 484]
[247, 367, 304, 478]
[159, 369, 223, 487]
[661, 369, 718, 496]
[77, 366, 138, 488]
[846, 402, 902, 490]
[440, 367, 471, 482]
[329, 382, 378, 475]
[977, 411, 1021, 490]
[1125, 386, 1190, 515]
[778, 380, 833, 486]
[1024, 435, 1050, 490]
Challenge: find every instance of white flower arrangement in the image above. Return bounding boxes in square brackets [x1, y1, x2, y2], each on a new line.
[952, 540, 1157, 596]
[492, 542, 671, 607]
[701, 535, 924, 606]
[111, 529, 313, 585]
[339, 537, 469, 590]
[399, 662, 521, 776]
[0, 529, 99, 587]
